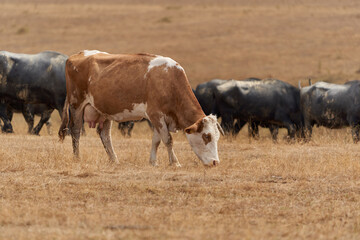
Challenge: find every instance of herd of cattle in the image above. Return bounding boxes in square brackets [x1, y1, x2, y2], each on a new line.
[0, 50, 359, 142]
[0, 50, 359, 165]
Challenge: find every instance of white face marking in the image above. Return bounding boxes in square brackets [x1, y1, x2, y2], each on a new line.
[110, 103, 148, 122]
[186, 115, 221, 166]
[83, 50, 109, 57]
[6, 56, 14, 73]
[147, 56, 184, 74]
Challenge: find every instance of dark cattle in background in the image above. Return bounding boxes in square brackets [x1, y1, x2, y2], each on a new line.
[0, 100, 53, 134]
[118, 119, 153, 137]
[213, 78, 303, 140]
[300, 80, 360, 142]
[193, 78, 261, 135]
[0, 51, 67, 134]
[193, 79, 228, 115]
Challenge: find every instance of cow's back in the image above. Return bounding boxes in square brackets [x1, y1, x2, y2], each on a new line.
[301, 81, 359, 128]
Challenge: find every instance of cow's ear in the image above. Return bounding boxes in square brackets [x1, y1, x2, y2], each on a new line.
[185, 123, 197, 134]
[185, 119, 204, 134]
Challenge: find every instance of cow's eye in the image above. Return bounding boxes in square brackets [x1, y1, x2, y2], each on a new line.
[202, 133, 212, 145]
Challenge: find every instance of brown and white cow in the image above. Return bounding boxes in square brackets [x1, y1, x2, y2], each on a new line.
[58, 50, 224, 166]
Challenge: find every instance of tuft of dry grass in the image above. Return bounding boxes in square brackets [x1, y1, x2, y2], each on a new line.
[15, 26, 28, 35]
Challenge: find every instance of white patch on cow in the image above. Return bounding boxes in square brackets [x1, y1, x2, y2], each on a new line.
[185, 115, 221, 166]
[83, 50, 109, 57]
[110, 103, 148, 122]
[0, 56, 14, 85]
[88, 76, 92, 83]
[147, 56, 184, 74]
[6, 56, 14, 72]
[47, 64, 53, 72]
[17, 88, 28, 100]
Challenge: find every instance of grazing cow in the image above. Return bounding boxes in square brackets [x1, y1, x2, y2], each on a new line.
[59, 50, 224, 166]
[213, 78, 302, 140]
[300, 80, 360, 142]
[0, 100, 52, 134]
[0, 51, 67, 133]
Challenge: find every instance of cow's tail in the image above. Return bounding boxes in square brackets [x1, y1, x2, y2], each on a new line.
[58, 96, 70, 142]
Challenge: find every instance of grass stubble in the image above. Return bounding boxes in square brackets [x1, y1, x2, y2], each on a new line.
[1, 115, 360, 240]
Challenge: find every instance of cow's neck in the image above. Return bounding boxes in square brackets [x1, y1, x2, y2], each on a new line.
[172, 91, 206, 130]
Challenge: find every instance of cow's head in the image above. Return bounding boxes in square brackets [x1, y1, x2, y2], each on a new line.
[185, 115, 224, 166]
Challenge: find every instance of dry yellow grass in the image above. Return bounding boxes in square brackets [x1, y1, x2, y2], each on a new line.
[1, 0, 360, 239]
[2, 114, 360, 240]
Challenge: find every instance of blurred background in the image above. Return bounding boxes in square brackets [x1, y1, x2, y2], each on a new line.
[1, 0, 360, 88]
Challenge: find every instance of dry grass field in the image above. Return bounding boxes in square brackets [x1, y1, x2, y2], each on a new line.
[1, 0, 360, 239]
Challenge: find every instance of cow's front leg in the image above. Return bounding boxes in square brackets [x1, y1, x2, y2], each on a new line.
[97, 119, 118, 163]
[149, 130, 161, 166]
[159, 129, 181, 167]
[32, 109, 53, 135]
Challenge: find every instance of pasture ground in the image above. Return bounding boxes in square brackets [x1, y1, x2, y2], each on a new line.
[1, 116, 360, 239]
[1, 0, 360, 239]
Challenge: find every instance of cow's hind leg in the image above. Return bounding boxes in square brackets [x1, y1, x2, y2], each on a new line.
[149, 130, 161, 166]
[0, 103, 13, 133]
[97, 119, 118, 163]
[351, 124, 360, 143]
[69, 105, 83, 158]
[45, 119, 52, 135]
[269, 124, 279, 142]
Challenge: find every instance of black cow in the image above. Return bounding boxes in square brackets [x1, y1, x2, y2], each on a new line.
[300, 80, 360, 142]
[194, 78, 261, 136]
[193, 79, 228, 115]
[0, 100, 53, 134]
[0, 51, 67, 134]
[213, 78, 302, 140]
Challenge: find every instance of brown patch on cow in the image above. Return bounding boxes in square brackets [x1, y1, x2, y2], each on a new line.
[196, 120, 204, 133]
[185, 118, 205, 134]
[202, 133, 212, 145]
[65, 51, 206, 132]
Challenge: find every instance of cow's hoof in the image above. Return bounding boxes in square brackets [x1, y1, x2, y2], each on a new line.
[170, 162, 182, 168]
[2, 129, 13, 134]
[149, 160, 158, 167]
